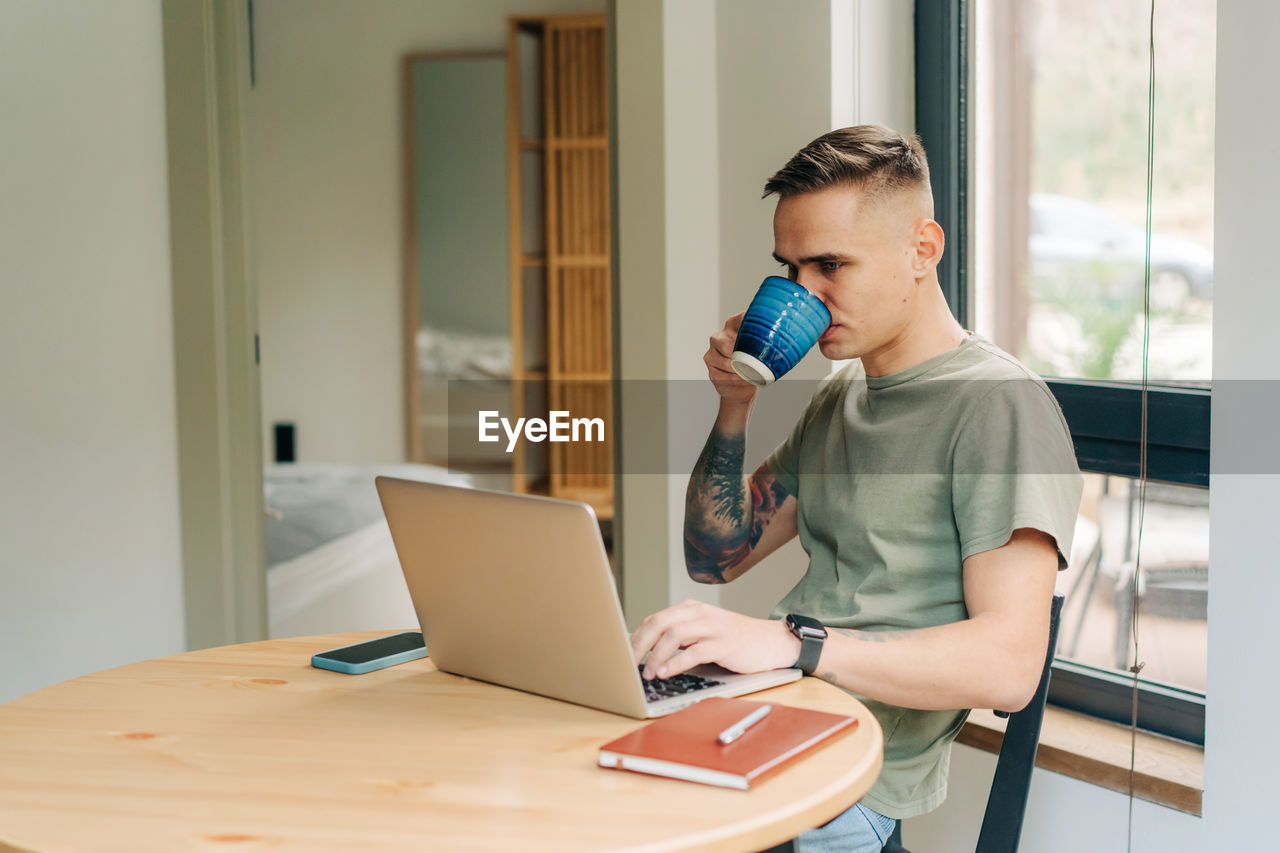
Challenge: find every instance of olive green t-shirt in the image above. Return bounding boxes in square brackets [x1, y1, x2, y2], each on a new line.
[765, 334, 1083, 819]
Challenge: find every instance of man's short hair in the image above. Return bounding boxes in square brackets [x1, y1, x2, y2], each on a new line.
[763, 125, 932, 203]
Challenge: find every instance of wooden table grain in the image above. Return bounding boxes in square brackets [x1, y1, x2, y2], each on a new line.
[0, 632, 882, 852]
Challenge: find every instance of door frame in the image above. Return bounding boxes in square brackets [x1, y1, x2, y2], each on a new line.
[161, 0, 267, 649]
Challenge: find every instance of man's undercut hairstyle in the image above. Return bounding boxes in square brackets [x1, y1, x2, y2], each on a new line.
[763, 125, 932, 203]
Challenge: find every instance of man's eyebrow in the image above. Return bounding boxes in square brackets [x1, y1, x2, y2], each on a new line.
[772, 251, 848, 266]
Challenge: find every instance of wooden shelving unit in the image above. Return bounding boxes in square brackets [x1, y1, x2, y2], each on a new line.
[507, 14, 613, 520]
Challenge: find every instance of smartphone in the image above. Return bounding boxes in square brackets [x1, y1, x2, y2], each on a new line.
[311, 631, 428, 675]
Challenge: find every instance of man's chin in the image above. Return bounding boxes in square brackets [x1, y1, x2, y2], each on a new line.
[817, 337, 853, 361]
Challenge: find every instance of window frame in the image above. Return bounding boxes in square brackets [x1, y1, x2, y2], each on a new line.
[915, 0, 1208, 745]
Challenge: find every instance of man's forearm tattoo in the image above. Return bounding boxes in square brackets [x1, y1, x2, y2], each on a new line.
[684, 430, 789, 583]
[701, 433, 748, 523]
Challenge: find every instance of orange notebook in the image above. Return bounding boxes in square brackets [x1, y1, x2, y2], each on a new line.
[597, 697, 858, 790]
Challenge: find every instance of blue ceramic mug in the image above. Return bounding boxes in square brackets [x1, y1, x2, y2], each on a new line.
[730, 276, 832, 386]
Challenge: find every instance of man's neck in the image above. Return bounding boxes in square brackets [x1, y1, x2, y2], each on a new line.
[861, 284, 966, 377]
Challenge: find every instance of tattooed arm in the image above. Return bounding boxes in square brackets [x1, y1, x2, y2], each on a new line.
[683, 423, 797, 584]
[681, 312, 798, 584]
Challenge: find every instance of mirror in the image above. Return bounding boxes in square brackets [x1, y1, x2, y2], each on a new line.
[402, 51, 512, 470]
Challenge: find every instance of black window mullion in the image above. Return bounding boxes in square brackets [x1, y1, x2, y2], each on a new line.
[1049, 380, 1211, 488]
[915, 0, 969, 328]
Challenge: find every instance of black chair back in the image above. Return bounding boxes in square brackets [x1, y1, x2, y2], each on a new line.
[973, 593, 1064, 852]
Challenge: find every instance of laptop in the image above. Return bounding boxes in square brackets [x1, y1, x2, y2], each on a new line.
[374, 477, 801, 718]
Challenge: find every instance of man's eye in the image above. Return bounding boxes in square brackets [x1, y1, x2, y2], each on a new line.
[778, 262, 798, 280]
[821, 261, 843, 273]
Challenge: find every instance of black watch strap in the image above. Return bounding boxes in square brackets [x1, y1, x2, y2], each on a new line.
[785, 614, 827, 676]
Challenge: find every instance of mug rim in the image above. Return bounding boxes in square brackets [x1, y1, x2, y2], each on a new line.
[759, 275, 831, 312]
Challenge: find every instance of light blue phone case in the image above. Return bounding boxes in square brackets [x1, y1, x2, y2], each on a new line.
[311, 633, 429, 675]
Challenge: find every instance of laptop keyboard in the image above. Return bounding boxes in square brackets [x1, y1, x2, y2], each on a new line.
[639, 666, 724, 703]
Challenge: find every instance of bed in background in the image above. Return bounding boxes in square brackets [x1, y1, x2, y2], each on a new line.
[264, 462, 471, 639]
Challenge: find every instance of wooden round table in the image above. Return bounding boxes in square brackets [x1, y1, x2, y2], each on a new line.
[0, 632, 882, 852]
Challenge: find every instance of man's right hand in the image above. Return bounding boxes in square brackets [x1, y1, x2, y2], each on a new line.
[705, 312, 759, 408]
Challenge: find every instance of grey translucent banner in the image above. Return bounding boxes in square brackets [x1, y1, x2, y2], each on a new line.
[432, 379, 1271, 477]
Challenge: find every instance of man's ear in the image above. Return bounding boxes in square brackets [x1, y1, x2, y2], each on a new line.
[912, 218, 945, 274]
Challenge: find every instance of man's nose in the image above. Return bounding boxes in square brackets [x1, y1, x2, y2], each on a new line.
[795, 273, 826, 302]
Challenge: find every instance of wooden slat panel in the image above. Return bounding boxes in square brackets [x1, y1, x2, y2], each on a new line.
[549, 149, 607, 261]
[574, 269, 587, 372]
[585, 149, 595, 256]
[546, 137, 608, 149]
[588, 27, 603, 136]
[548, 380, 612, 497]
[549, 380, 564, 491]
[566, 154, 576, 256]
[583, 28, 594, 137]
[563, 148, 576, 256]
[554, 255, 609, 267]
[561, 26, 573, 138]
[552, 266, 612, 376]
[543, 24, 561, 387]
[593, 149, 607, 254]
[590, 267, 607, 369]
[567, 25, 577, 137]
[568, 265, 580, 373]
[578, 149, 589, 254]
[561, 267, 574, 374]
[531, 16, 612, 507]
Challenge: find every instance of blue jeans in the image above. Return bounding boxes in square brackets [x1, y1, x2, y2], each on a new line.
[794, 802, 897, 853]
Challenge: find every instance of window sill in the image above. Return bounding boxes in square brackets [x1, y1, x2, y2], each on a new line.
[957, 705, 1203, 816]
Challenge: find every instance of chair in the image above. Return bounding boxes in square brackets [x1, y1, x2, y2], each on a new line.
[882, 593, 1065, 853]
[1103, 482, 1208, 670]
[1061, 478, 1209, 670]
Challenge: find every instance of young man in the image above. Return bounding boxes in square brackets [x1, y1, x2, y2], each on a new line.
[630, 126, 1083, 852]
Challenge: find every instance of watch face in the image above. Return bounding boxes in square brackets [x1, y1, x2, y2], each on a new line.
[786, 614, 827, 638]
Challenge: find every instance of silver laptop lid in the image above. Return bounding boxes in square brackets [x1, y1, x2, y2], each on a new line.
[375, 477, 651, 718]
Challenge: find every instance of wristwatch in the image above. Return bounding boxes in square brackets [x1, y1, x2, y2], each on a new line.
[785, 614, 827, 676]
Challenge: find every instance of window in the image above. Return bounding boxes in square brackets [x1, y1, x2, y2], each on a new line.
[917, 0, 1212, 743]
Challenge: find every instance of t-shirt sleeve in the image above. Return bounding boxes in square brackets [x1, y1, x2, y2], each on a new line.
[951, 379, 1084, 569]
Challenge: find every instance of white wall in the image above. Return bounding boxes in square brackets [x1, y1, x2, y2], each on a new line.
[0, 0, 185, 704]
[661, 0, 725, 608]
[1199, 0, 1280, 840]
[248, 0, 603, 464]
[850, 0, 915, 133]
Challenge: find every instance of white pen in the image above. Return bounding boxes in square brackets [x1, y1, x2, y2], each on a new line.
[716, 704, 773, 745]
